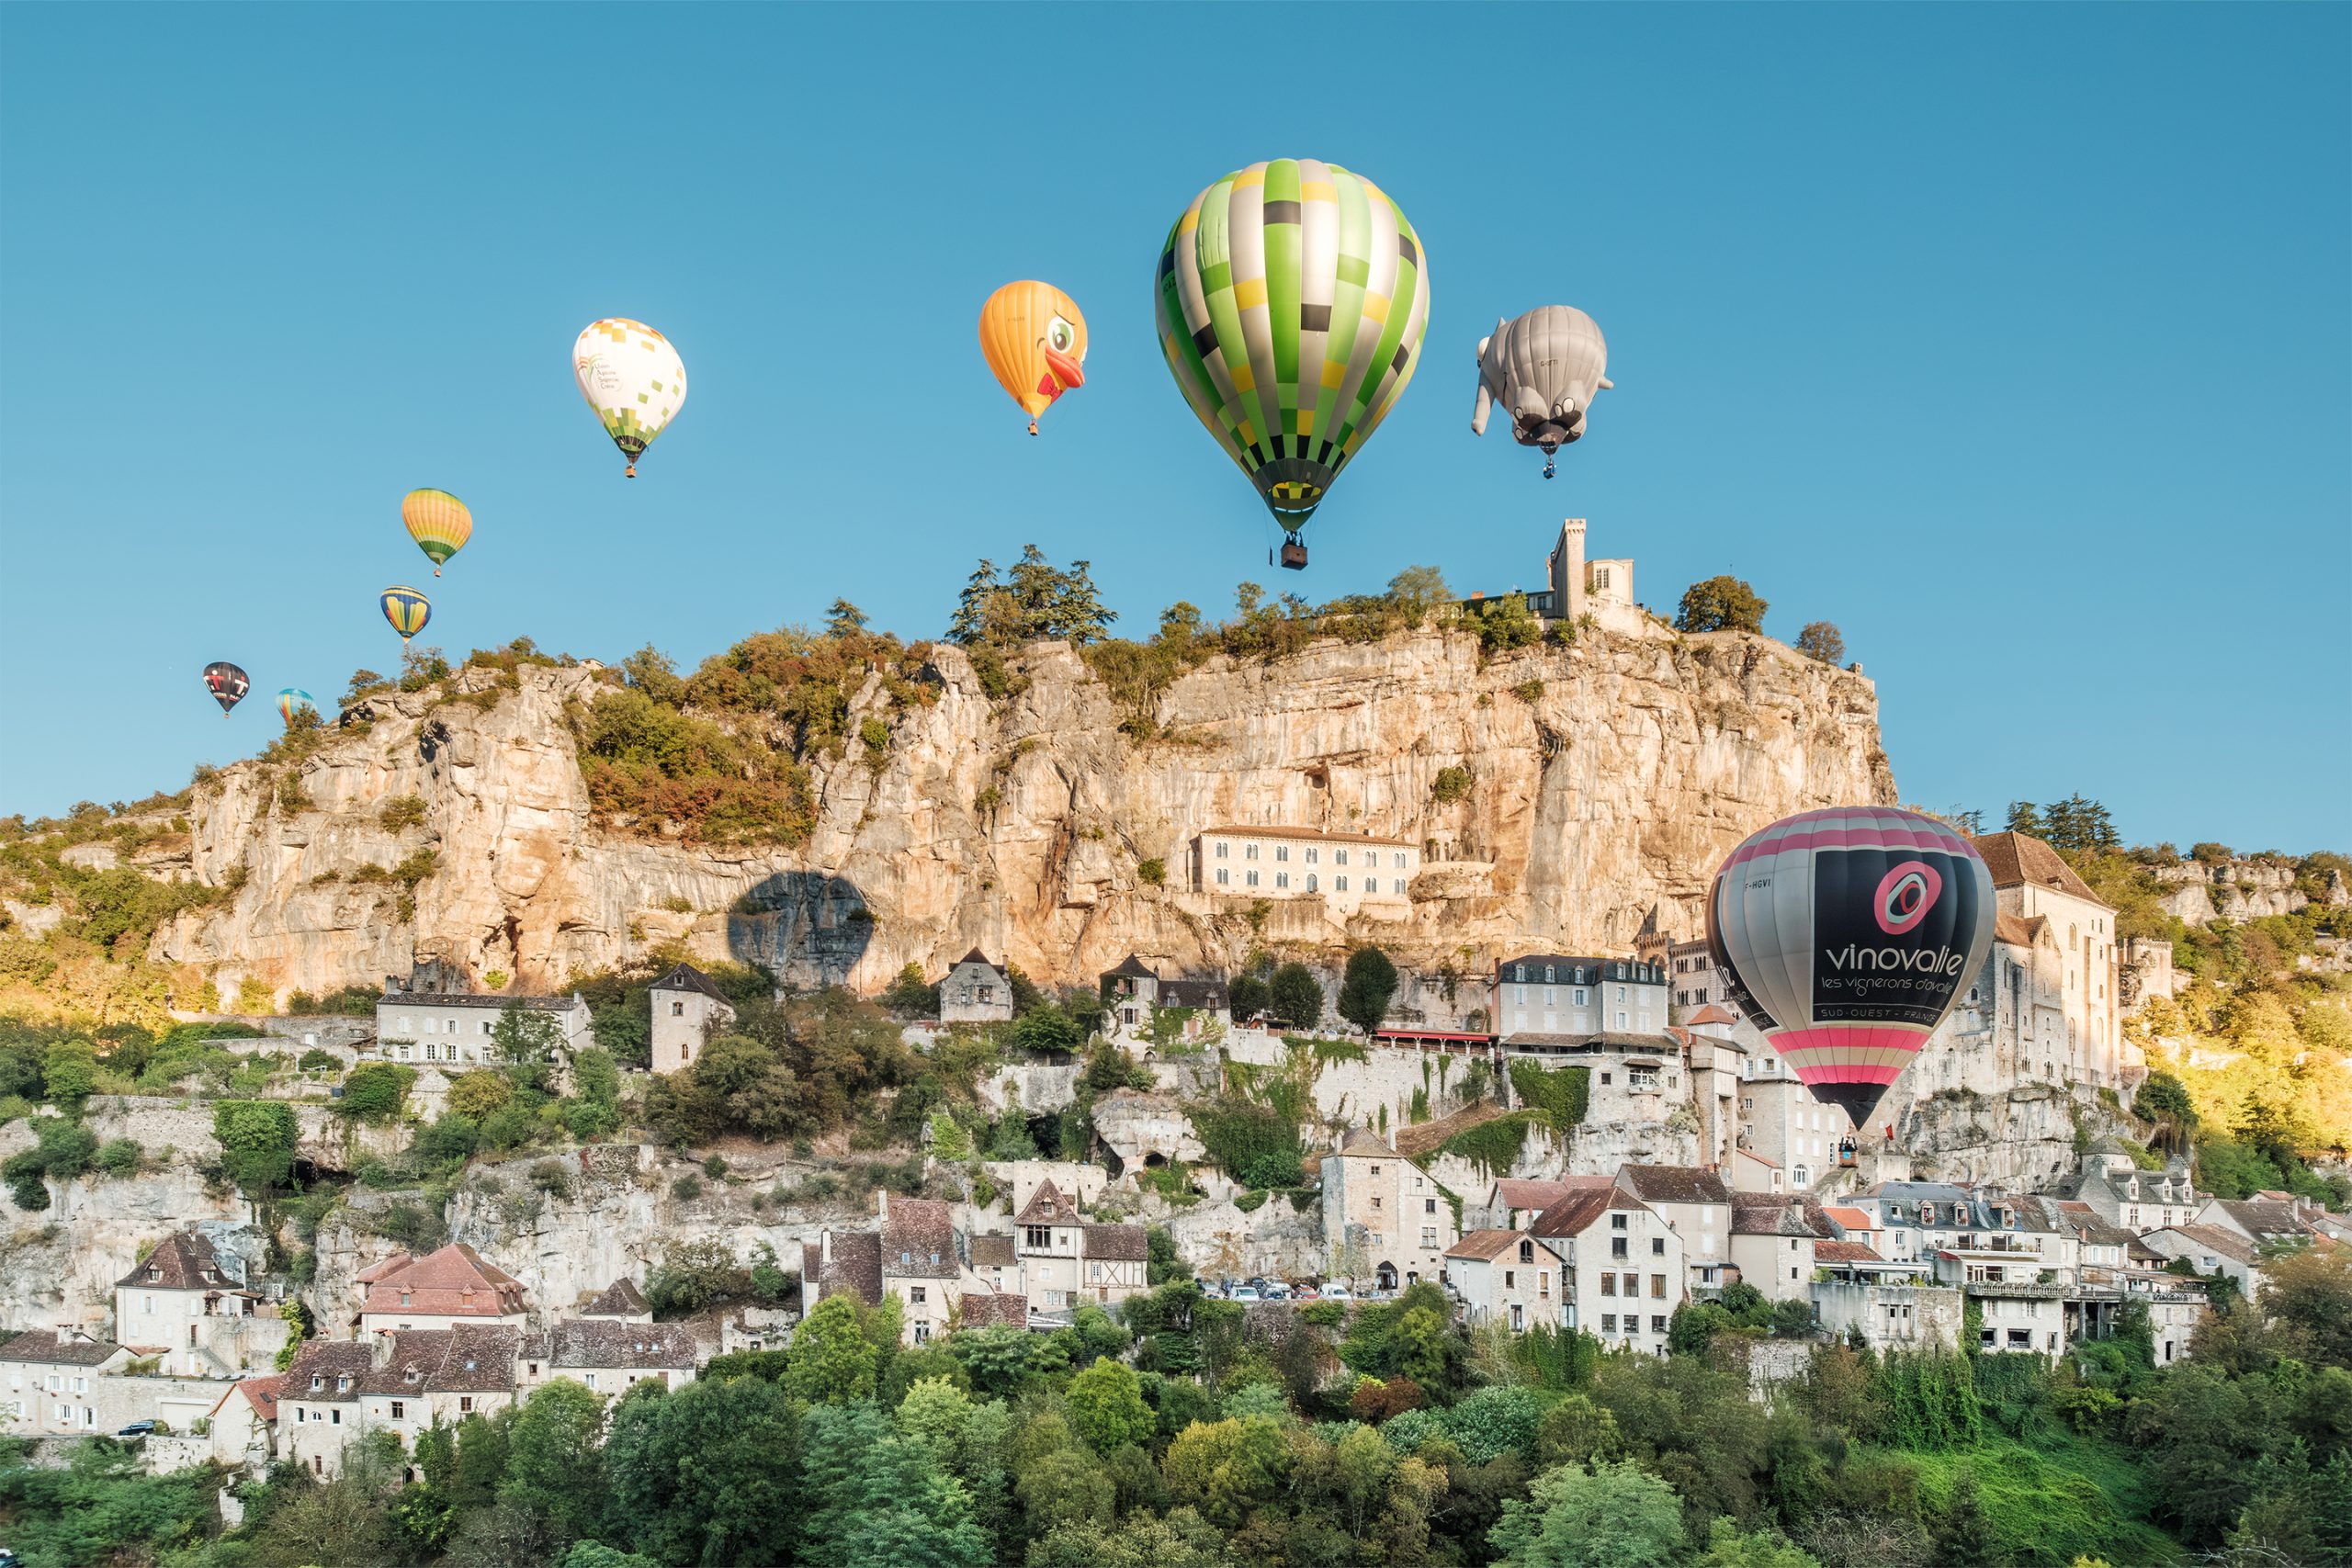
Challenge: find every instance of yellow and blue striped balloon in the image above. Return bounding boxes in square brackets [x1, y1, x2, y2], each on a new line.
[402, 489, 471, 577]
[380, 585, 431, 647]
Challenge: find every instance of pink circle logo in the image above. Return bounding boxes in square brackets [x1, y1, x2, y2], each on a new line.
[1874, 860, 1942, 935]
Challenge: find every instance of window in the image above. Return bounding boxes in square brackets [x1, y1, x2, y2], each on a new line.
[1216, 868, 1228, 886]
[480, 1020, 492, 1035]
[1372, 1196, 1383, 1211]
[1275, 845, 1289, 862]
[1246, 870, 1259, 887]
[1305, 874, 1317, 892]
[332, 1408, 342, 1426]
[1393, 852, 1406, 868]
[1622, 1273, 1639, 1295]
[1651, 1274, 1667, 1298]
[672, 1001, 684, 1016]
[1651, 1315, 1668, 1335]
[1611, 1213, 1628, 1230]
[1424, 1198, 1437, 1213]
[459, 1395, 474, 1413]
[1246, 843, 1258, 860]
[1024, 1225, 1050, 1249]
[390, 1400, 406, 1420]
[1394, 880, 1408, 894]
[585, 1373, 599, 1391]
[1216, 841, 1227, 859]
[1421, 1227, 1438, 1248]
[1611, 1237, 1628, 1259]
[1600, 1273, 1617, 1295]
[1305, 848, 1317, 863]
[1602, 1314, 1618, 1331]
[1336, 849, 1349, 864]
[1539, 1270, 1551, 1295]
[1504, 1270, 1516, 1289]
[424, 1042, 437, 1062]
[1574, 988, 1588, 1005]
[1335, 875, 1348, 891]
[1651, 1237, 1665, 1256]
[911, 1286, 927, 1303]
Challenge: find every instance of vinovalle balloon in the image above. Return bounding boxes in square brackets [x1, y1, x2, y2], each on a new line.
[1705, 807, 1995, 1129]
[402, 489, 471, 577]
[1154, 157, 1430, 569]
[201, 662, 249, 716]
[572, 319, 687, 478]
[979, 281, 1088, 434]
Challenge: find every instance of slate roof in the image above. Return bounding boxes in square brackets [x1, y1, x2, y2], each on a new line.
[1102, 954, 1158, 981]
[961, 1292, 1028, 1328]
[1159, 979, 1230, 1010]
[534, 1318, 696, 1371]
[650, 963, 731, 1005]
[119, 1231, 232, 1292]
[1617, 1165, 1733, 1206]
[379, 991, 586, 1012]
[0, 1329, 123, 1367]
[804, 1230, 885, 1308]
[971, 1235, 1016, 1269]
[1339, 1127, 1394, 1154]
[952, 949, 1004, 975]
[360, 1244, 527, 1320]
[2212, 1199, 2316, 1242]
[1083, 1224, 1148, 1262]
[285, 1340, 376, 1401]
[1731, 1199, 1815, 1238]
[1015, 1180, 1083, 1225]
[1445, 1229, 1559, 1263]
[583, 1278, 650, 1317]
[1531, 1188, 1654, 1239]
[1969, 832, 2109, 908]
[883, 1198, 960, 1279]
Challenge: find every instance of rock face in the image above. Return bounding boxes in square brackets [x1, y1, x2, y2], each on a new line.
[2154, 857, 2324, 927]
[152, 627, 1893, 1001]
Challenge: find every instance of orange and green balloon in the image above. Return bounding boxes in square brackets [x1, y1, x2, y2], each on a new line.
[402, 489, 471, 577]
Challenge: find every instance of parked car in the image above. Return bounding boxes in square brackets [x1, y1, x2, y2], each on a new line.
[115, 1420, 157, 1438]
[1228, 1285, 1262, 1303]
[1261, 1282, 1291, 1301]
[1319, 1283, 1354, 1302]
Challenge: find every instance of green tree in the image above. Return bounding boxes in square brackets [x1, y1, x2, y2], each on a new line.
[1472, 592, 1544, 653]
[212, 1100, 300, 1194]
[1269, 963, 1323, 1031]
[1385, 564, 1454, 626]
[1066, 1356, 1155, 1456]
[825, 598, 870, 637]
[492, 1004, 567, 1080]
[40, 1043, 97, 1107]
[1489, 1460, 1687, 1568]
[2004, 801, 2047, 838]
[1793, 622, 1845, 665]
[800, 1403, 991, 1568]
[447, 1068, 514, 1121]
[1162, 1415, 1292, 1529]
[502, 1379, 610, 1548]
[604, 1374, 801, 1567]
[1338, 946, 1400, 1034]
[1694, 1517, 1823, 1568]
[337, 1062, 415, 1123]
[1012, 1005, 1082, 1055]
[786, 1293, 879, 1405]
[1675, 576, 1767, 635]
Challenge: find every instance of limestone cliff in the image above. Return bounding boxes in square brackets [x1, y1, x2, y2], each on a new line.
[151, 625, 1893, 1001]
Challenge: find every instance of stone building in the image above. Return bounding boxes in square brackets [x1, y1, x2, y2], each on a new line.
[1443, 1232, 1566, 1331]
[939, 950, 1014, 1024]
[1611, 1166, 1734, 1292]
[519, 1319, 697, 1396]
[1959, 831, 2125, 1089]
[1010, 1180, 1148, 1314]
[878, 1195, 963, 1346]
[356, 1325, 524, 1454]
[1528, 1187, 1686, 1354]
[374, 984, 592, 1069]
[1510, 518, 1646, 636]
[649, 963, 735, 1077]
[580, 1278, 653, 1324]
[1495, 954, 1665, 1038]
[204, 1375, 282, 1472]
[2055, 1142, 2202, 1234]
[356, 1244, 530, 1336]
[1192, 825, 1418, 918]
[280, 1340, 374, 1477]
[1322, 1128, 1458, 1292]
[1729, 1197, 1821, 1302]
[1099, 954, 1230, 1050]
[113, 1229, 288, 1379]
[1736, 1057, 1856, 1189]
[0, 1329, 131, 1434]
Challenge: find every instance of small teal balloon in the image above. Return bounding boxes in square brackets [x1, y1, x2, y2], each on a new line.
[277, 688, 314, 727]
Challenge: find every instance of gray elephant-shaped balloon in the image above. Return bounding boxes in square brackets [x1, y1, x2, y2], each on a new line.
[1472, 305, 1612, 478]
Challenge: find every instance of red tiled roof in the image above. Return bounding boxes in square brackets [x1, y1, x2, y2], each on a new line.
[0, 1329, 123, 1368]
[1445, 1229, 1559, 1263]
[1083, 1224, 1148, 1262]
[1532, 1189, 1652, 1238]
[233, 1375, 283, 1420]
[118, 1231, 230, 1291]
[285, 1340, 375, 1401]
[1815, 1239, 1883, 1264]
[1823, 1206, 1874, 1231]
[1495, 1178, 1608, 1212]
[1969, 832, 2109, 908]
[1199, 823, 1412, 847]
[1993, 912, 2041, 947]
[1015, 1180, 1081, 1225]
[359, 1244, 527, 1320]
[1684, 1004, 1737, 1025]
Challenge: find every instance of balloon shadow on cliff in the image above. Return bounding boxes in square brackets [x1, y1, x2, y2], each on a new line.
[726, 872, 873, 991]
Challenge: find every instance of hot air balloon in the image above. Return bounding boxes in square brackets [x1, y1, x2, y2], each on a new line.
[978, 282, 1088, 434]
[1706, 807, 1996, 1131]
[572, 319, 687, 478]
[1155, 158, 1430, 570]
[277, 688, 314, 726]
[380, 585, 431, 648]
[201, 662, 249, 716]
[1472, 306, 1612, 479]
[402, 489, 472, 576]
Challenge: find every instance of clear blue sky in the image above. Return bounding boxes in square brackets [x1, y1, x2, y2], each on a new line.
[3, 4, 2346, 852]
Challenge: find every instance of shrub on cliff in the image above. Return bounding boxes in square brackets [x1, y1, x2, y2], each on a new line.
[1337, 947, 1400, 1035]
[1675, 575, 1768, 634]
[211, 1100, 299, 1194]
[1268, 964, 1323, 1031]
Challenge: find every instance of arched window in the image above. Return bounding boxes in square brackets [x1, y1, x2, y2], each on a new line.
[1375, 1261, 1398, 1292]
[1306, 874, 1318, 893]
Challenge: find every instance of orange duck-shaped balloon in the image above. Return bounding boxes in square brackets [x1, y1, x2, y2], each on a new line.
[978, 281, 1087, 434]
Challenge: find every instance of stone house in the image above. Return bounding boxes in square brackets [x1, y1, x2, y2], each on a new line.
[1611, 1165, 1734, 1291]
[1495, 954, 1665, 1039]
[2195, 1194, 2331, 1252]
[0, 1329, 132, 1434]
[1729, 1197, 1820, 1303]
[1962, 831, 2124, 1089]
[356, 1244, 530, 1335]
[2140, 1224, 2262, 1298]
[1191, 825, 1418, 919]
[2055, 1144, 2202, 1234]
[1099, 954, 1230, 1051]
[650, 962, 736, 1077]
[1442, 1231, 1565, 1331]
[1322, 1128, 1457, 1292]
[374, 985, 593, 1072]
[114, 1229, 288, 1379]
[1471, 1177, 1611, 1232]
[205, 1375, 282, 1472]
[1811, 1275, 1963, 1352]
[969, 1235, 1018, 1298]
[580, 1278, 653, 1323]
[879, 1195, 963, 1345]
[939, 950, 1014, 1024]
[281, 1340, 375, 1477]
[1529, 1188, 1687, 1354]
[357, 1325, 524, 1455]
[519, 1319, 697, 1397]
[1011, 1180, 1148, 1313]
[1736, 1055, 1855, 1186]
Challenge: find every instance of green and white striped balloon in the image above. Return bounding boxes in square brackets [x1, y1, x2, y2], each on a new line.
[1155, 159, 1430, 537]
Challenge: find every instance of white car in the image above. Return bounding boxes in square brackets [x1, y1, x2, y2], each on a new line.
[1319, 1283, 1354, 1302]
[1229, 1285, 1261, 1303]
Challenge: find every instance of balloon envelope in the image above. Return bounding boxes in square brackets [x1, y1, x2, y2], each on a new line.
[1154, 158, 1430, 538]
[202, 661, 249, 716]
[572, 320, 687, 477]
[380, 585, 431, 644]
[402, 489, 472, 576]
[1472, 305, 1611, 463]
[277, 688, 314, 726]
[978, 281, 1088, 433]
[1706, 807, 1996, 1129]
